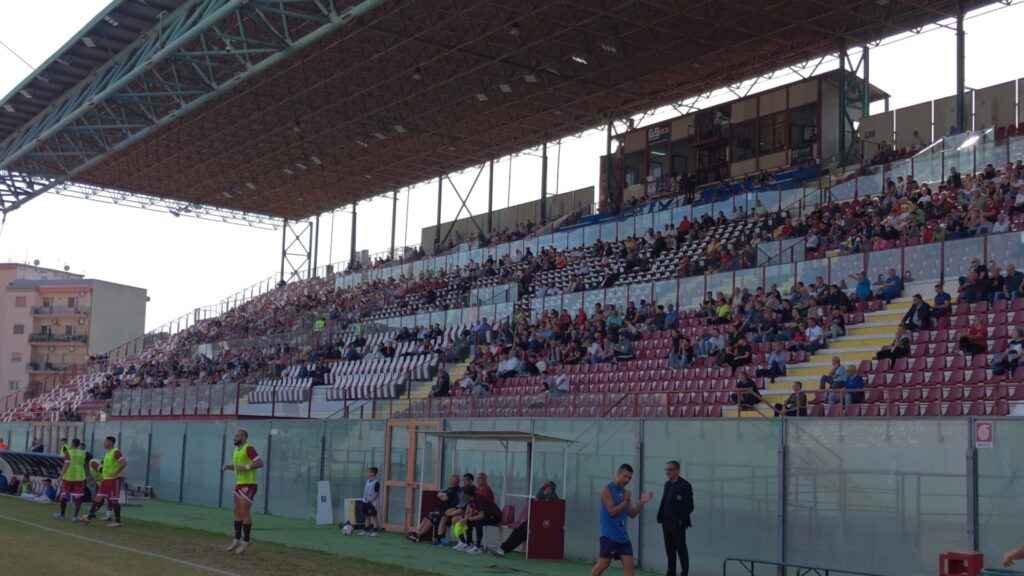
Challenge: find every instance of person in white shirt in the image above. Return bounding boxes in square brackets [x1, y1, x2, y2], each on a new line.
[992, 213, 1011, 234]
[805, 318, 825, 354]
[586, 340, 605, 364]
[546, 372, 570, 397]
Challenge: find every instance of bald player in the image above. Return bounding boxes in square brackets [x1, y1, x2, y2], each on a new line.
[83, 436, 126, 526]
[223, 429, 263, 555]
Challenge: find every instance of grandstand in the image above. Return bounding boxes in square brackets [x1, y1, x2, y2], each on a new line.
[4, 1, 1024, 575]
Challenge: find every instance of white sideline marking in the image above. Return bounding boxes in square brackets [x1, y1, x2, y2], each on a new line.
[0, 514, 242, 576]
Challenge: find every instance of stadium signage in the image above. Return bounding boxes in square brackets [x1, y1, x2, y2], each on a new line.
[974, 421, 993, 448]
[646, 123, 671, 146]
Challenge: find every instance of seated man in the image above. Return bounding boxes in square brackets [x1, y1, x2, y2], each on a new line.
[900, 294, 932, 332]
[755, 342, 788, 383]
[542, 371, 570, 397]
[991, 328, 1024, 375]
[729, 370, 763, 410]
[454, 486, 502, 554]
[932, 284, 952, 319]
[882, 268, 902, 304]
[844, 366, 865, 406]
[435, 473, 475, 541]
[492, 481, 560, 557]
[774, 381, 807, 417]
[407, 474, 460, 544]
[875, 334, 911, 367]
[819, 356, 848, 391]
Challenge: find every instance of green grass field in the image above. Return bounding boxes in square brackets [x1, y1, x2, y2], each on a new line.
[0, 496, 609, 576]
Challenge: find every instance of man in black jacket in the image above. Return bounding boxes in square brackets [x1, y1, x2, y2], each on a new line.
[900, 294, 932, 332]
[656, 460, 694, 576]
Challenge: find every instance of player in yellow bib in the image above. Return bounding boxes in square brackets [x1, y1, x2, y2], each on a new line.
[54, 438, 87, 521]
[83, 436, 126, 526]
[223, 429, 263, 555]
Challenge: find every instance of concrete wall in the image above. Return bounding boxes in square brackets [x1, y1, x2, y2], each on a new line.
[860, 77, 1024, 152]
[88, 280, 147, 355]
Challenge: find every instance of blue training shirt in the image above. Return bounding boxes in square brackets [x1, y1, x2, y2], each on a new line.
[599, 481, 630, 543]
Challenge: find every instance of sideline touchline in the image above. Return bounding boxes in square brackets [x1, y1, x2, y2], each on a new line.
[0, 513, 243, 576]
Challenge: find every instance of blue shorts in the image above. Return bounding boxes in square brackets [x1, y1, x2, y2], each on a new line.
[599, 536, 633, 560]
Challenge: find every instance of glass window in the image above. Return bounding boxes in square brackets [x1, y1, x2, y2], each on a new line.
[732, 120, 757, 162]
[14, 296, 26, 308]
[8, 380, 19, 391]
[12, 324, 23, 335]
[10, 353, 21, 363]
[759, 112, 787, 155]
[789, 104, 817, 163]
[648, 144, 668, 179]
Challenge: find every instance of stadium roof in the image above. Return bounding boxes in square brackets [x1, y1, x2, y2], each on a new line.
[0, 0, 992, 221]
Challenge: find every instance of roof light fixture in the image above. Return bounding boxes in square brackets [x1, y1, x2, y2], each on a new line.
[571, 54, 588, 65]
[498, 84, 512, 93]
[412, 67, 422, 80]
[295, 162, 307, 170]
[103, 15, 119, 27]
[283, 168, 294, 175]
[310, 156, 323, 165]
[509, 22, 521, 36]
[245, 182, 256, 190]
[82, 36, 96, 48]
[523, 74, 537, 83]
[357, 139, 369, 148]
[393, 125, 407, 133]
[3, 104, 15, 113]
[601, 40, 621, 55]
[19, 90, 32, 99]
[373, 131, 386, 140]
[476, 93, 489, 102]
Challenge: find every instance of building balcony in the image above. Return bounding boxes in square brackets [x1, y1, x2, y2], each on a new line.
[31, 305, 90, 316]
[28, 333, 88, 343]
[26, 362, 71, 373]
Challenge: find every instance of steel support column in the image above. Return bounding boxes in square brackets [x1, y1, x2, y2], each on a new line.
[837, 41, 848, 161]
[390, 191, 398, 259]
[312, 214, 320, 276]
[540, 138, 549, 223]
[487, 158, 494, 235]
[606, 122, 614, 210]
[435, 176, 443, 251]
[955, 2, 967, 133]
[350, 204, 358, 265]
[280, 219, 313, 283]
[837, 43, 870, 166]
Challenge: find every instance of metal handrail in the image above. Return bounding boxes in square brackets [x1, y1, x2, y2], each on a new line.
[723, 557, 890, 576]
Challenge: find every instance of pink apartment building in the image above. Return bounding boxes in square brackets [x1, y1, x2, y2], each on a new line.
[0, 263, 147, 409]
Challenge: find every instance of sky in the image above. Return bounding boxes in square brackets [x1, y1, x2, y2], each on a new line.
[1, 1, 1023, 332]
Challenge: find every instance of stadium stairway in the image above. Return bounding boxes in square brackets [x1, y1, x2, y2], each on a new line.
[388, 359, 469, 417]
[724, 280, 951, 418]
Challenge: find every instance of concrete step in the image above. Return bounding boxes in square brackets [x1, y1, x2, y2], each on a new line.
[722, 404, 774, 418]
[865, 311, 906, 323]
[809, 350, 877, 362]
[828, 337, 892, 349]
[848, 323, 900, 336]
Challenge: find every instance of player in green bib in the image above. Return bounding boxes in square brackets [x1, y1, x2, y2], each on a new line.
[54, 438, 87, 521]
[83, 436, 127, 526]
[223, 429, 263, 555]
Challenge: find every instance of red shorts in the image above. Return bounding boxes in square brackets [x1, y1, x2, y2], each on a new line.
[98, 479, 123, 499]
[234, 484, 258, 503]
[61, 481, 85, 497]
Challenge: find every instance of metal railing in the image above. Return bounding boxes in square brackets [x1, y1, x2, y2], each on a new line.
[723, 557, 889, 576]
[31, 305, 90, 315]
[28, 333, 87, 343]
